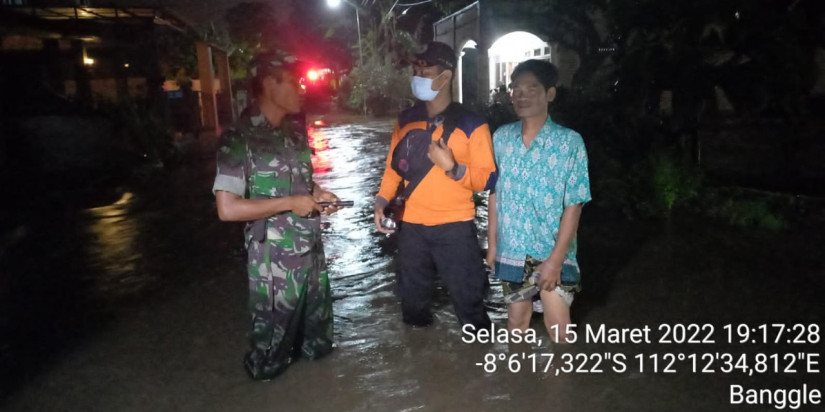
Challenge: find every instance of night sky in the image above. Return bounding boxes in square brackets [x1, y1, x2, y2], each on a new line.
[102, 0, 383, 27]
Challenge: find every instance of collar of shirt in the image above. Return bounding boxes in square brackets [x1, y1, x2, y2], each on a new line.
[513, 116, 558, 150]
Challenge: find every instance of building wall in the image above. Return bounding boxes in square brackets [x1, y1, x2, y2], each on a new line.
[434, 2, 482, 104]
[1, 35, 151, 103]
[434, 0, 581, 105]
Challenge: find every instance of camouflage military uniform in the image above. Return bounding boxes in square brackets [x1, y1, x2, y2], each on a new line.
[213, 108, 333, 380]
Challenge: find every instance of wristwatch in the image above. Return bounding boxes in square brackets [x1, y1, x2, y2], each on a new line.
[448, 162, 460, 176]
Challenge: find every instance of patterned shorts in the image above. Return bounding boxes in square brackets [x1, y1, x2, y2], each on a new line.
[502, 280, 575, 307]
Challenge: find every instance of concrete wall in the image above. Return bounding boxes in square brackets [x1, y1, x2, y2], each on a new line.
[434, 2, 482, 104]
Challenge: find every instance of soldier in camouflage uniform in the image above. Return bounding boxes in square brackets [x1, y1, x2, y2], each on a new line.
[213, 52, 342, 380]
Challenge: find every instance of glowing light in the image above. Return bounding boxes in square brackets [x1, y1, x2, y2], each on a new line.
[86, 191, 134, 212]
[124, 63, 130, 68]
[489, 31, 547, 59]
[83, 192, 143, 292]
[307, 69, 320, 82]
[326, 0, 342, 8]
[308, 128, 332, 174]
[488, 31, 549, 91]
[83, 57, 95, 66]
[314, 120, 326, 126]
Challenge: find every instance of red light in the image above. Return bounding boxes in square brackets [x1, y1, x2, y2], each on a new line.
[307, 70, 319, 82]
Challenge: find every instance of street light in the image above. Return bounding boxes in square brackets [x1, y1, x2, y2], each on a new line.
[327, 0, 366, 116]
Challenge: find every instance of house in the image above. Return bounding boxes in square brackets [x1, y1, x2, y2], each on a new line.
[432, 1, 585, 107]
[0, 0, 233, 133]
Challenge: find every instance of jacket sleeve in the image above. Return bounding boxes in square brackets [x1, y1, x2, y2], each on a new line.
[457, 123, 497, 192]
[376, 121, 404, 202]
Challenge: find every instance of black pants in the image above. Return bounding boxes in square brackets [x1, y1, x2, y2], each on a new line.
[397, 220, 491, 329]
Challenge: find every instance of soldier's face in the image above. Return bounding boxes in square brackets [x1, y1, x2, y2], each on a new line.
[266, 71, 303, 114]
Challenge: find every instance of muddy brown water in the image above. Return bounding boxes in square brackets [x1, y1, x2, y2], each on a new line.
[1, 117, 823, 411]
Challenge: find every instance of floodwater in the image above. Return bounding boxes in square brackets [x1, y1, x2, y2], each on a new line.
[1, 116, 823, 411]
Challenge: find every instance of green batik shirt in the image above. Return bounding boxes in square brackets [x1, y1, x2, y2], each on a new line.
[492, 117, 591, 283]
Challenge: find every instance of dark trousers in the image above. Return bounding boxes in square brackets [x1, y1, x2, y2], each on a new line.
[397, 220, 491, 329]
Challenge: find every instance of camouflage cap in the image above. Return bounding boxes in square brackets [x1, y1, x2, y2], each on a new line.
[249, 51, 303, 78]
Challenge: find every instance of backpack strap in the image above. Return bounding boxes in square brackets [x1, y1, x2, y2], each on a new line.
[436, 102, 462, 145]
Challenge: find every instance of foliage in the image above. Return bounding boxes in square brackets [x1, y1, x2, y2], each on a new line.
[431, 0, 477, 15]
[503, 0, 823, 134]
[212, 1, 469, 114]
[702, 189, 790, 230]
[487, 0, 823, 225]
[719, 199, 786, 230]
[155, 31, 198, 84]
[220, 1, 290, 79]
[332, 0, 422, 115]
[216, 1, 353, 80]
[224, 2, 282, 51]
[650, 152, 701, 214]
[343, 58, 414, 116]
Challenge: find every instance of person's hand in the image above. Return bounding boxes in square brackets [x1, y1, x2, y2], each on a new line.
[537, 260, 562, 291]
[314, 189, 342, 215]
[291, 195, 321, 217]
[374, 204, 395, 234]
[428, 138, 455, 171]
[485, 246, 496, 268]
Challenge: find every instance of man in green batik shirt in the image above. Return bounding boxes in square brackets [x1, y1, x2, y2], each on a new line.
[213, 52, 342, 381]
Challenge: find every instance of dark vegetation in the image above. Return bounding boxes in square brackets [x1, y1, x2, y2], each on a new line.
[479, 0, 825, 228]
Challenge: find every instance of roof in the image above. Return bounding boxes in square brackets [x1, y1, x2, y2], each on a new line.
[0, 5, 197, 39]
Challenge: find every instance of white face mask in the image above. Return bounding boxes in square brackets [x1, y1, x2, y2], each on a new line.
[411, 72, 445, 101]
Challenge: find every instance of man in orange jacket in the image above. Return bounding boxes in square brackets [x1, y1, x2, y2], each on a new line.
[373, 42, 497, 329]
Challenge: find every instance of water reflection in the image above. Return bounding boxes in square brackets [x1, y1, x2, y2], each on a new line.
[302, 121, 513, 410]
[3, 115, 821, 411]
[82, 192, 156, 299]
[306, 120, 507, 325]
[309, 121, 398, 313]
[3, 117, 509, 408]
[307, 125, 332, 174]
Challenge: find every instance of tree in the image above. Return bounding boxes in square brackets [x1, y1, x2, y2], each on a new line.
[218, 1, 352, 79]
[333, 0, 425, 114]
[471, 0, 822, 214]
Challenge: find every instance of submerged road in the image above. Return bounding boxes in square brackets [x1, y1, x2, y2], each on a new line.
[1, 115, 823, 411]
